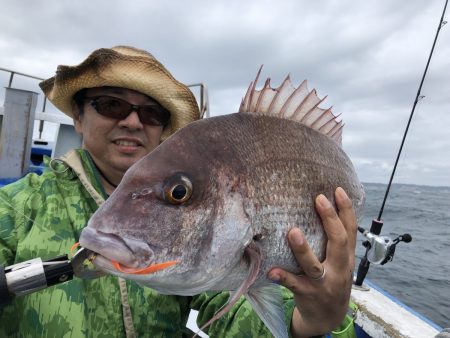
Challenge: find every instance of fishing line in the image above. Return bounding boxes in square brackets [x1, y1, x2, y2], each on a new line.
[377, 0, 448, 221]
[0, 193, 67, 243]
[355, 0, 448, 287]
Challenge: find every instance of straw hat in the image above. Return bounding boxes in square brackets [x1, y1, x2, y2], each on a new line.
[39, 46, 200, 139]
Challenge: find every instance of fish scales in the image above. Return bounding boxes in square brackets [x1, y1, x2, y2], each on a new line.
[81, 112, 363, 290]
[78, 70, 365, 338]
[203, 113, 360, 277]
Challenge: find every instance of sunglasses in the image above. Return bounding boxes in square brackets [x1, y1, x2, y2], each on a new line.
[85, 95, 171, 126]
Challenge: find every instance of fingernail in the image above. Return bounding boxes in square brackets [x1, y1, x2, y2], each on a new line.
[317, 194, 331, 208]
[336, 187, 348, 200]
[269, 272, 280, 282]
[290, 228, 304, 246]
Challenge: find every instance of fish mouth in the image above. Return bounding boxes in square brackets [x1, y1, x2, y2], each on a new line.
[79, 228, 154, 270]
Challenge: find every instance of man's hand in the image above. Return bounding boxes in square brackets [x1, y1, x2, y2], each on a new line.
[268, 187, 357, 338]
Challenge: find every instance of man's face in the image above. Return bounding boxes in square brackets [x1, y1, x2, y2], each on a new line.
[74, 87, 164, 178]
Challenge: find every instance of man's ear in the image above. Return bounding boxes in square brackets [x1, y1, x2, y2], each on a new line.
[72, 103, 83, 134]
[74, 118, 82, 134]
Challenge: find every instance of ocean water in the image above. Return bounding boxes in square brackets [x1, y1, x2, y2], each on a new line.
[357, 182, 450, 329]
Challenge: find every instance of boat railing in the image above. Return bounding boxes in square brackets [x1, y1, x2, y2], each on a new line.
[0, 67, 210, 119]
[0, 66, 210, 181]
[0, 67, 47, 111]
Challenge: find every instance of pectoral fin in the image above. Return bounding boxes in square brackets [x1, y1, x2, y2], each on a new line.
[196, 242, 262, 335]
[245, 283, 288, 338]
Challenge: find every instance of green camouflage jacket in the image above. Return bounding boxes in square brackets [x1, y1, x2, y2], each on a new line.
[0, 149, 296, 338]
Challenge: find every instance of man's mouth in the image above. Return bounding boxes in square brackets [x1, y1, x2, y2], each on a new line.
[114, 140, 141, 147]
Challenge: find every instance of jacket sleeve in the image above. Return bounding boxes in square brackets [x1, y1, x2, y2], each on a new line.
[0, 188, 20, 265]
[0, 174, 44, 265]
[0, 183, 29, 312]
[190, 287, 296, 338]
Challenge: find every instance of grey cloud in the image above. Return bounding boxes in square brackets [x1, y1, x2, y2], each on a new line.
[0, 0, 449, 186]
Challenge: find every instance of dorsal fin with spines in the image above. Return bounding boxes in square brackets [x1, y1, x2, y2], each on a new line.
[239, 66, 344, 145]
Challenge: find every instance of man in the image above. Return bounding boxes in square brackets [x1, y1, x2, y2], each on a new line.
[0, 46, 357, 337]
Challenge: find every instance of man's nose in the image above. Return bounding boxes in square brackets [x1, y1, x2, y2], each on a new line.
[118, 110, 143, 129]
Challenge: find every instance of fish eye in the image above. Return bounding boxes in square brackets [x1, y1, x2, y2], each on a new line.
[164, 175, 193, 205]
[171, 185, 188, 200]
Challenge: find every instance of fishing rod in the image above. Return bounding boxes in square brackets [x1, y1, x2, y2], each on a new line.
[354, 0, 448, 287]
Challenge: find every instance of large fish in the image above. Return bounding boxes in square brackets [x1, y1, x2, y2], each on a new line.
[79, 68, 365, 338]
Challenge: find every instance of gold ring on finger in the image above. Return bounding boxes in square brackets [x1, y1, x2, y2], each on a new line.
[310, 267, 326, 281]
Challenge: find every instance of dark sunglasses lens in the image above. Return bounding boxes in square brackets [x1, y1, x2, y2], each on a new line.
[139, 106, 171, 126]
[93, 97, 130, 119]
[91, 96, 170, 126]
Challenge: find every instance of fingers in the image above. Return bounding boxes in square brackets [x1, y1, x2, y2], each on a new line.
[268, 228, 324, 292]
[288, 228, 324, 279]
[335, 187, 357, 253]
[268, 187, 357, 290]
[268, 188, 357, 336]
[315, 188, 356, 270]
[315, 193, 346, 246]
[268, 267, 305, 293]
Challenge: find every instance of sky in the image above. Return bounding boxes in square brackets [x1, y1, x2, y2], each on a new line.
[0, 0, 449, 187]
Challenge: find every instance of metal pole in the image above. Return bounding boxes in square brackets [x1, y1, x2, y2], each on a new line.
[7, 72, 14, 88]
[0, 88, 38, 178]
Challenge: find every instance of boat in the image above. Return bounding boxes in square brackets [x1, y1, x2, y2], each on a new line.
[0, 67, 447, 337]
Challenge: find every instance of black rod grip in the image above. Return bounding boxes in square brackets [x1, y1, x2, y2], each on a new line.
[43, 255, 74, 287]
[354, 256, 370, 286]
[0, 265, 13, 308]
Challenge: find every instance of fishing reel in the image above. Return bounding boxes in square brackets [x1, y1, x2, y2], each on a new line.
[358, 224, 412, 265]
[354, 219, 412, 287]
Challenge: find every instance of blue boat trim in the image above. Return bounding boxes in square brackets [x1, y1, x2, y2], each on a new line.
[0, 178, 19, 188]
[354, 326, 371, 338]
[364, 278, 443, 331]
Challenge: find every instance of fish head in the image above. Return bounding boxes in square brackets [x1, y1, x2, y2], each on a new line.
[79, 118, 253, 295]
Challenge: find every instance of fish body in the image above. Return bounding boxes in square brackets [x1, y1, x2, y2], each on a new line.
[79, 71, 365, 338]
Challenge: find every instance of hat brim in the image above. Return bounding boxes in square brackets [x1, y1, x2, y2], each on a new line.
[39, 46, 200, 140]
